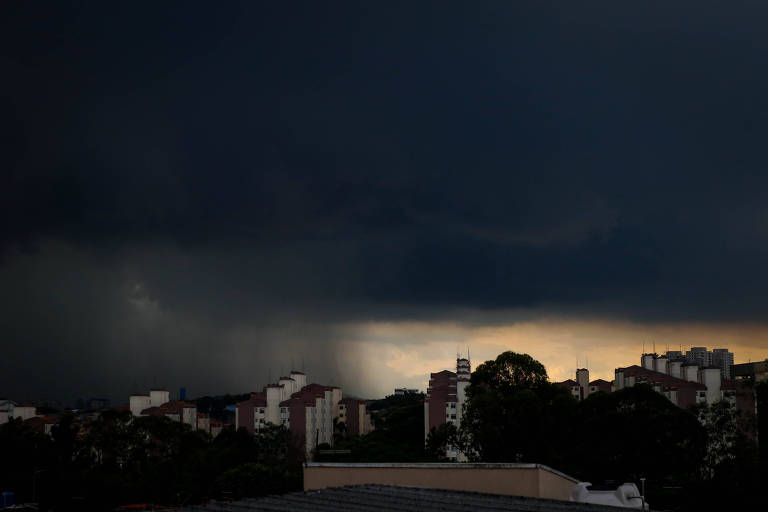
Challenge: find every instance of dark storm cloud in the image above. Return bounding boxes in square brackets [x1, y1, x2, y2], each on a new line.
[2, 2, 768, 400]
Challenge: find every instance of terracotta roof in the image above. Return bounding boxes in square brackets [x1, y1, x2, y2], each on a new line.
[618, 365, 706, 390]
[237, 394, 267, 407]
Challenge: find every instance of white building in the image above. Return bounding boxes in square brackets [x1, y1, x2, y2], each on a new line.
[236, 370, 363, 458]
[129, 394, 152, 416]
[129, 389, 198, 429]
[12, 405, 37, 421]
[150, 389, 170, 407]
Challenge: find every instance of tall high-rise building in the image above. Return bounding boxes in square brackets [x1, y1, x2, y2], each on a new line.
[712, 349, 734, 380]
[685, 347, 712, 367]
[424, 357, 471, 460]
[680, 347, 734, 380]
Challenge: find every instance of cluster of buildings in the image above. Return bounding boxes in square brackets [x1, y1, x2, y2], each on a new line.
[129, 388, 224, 437]
[0, 400, 54, 432]
[613, 347, 754, 412]
[235, 370, 373, 457]
[0, 399, 109, 435]
[2, 369, 374, 460]
[553, 347, 761, 417]
[422, 348, 765, 460]
[556, 368, 612, 401]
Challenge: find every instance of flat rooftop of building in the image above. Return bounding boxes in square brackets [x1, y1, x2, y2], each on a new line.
[180, 484, 625, 512]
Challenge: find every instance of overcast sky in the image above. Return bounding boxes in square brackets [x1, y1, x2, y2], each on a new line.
[2, 2, 768, 404]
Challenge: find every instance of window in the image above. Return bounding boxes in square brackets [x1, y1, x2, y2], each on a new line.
[450, 403, 456, 409]
[259, 408, 264, 413]
[280, 407, 287, 413]
[450, 414, 456, 419]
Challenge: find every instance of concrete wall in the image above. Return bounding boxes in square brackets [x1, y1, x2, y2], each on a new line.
[303, 463, 578, 501]
[13, 406, 36, 421]
[150, 390, 169, 408]
[129, 395, 151, 416]
[700, 368, 721, 404]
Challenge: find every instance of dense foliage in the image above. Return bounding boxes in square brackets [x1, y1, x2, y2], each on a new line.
[0, 411, 301, 511]
[457, 351, 765, 511]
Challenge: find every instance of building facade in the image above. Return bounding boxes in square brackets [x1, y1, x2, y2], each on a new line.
[615, 352, 756, 415]
[659, 347, 735, 381]
[235, 370, 370, 458]
[554, 369, 612, 400]
[339, 397, 373, 436]
[424, 357, 471, 460]
[129, 388, 197, 429]
[734, 360, 768, 382]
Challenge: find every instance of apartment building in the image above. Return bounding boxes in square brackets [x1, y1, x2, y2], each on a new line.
[236, 370, 369, 457]
[339, 397, 374, 436]
[128, 388, 198, 429]
[424, 357, 471, 460]
[659, 347, 735, 381]
[555, 369, 612, 400]
[616, 353, 755, 415]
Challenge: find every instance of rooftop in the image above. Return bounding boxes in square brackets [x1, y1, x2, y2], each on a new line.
[179, 484, 621, 512]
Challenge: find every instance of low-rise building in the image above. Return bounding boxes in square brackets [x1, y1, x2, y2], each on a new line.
[140, 400, 197, 429]
[210, 419, 224, 438]
[554, 369, 612, 400]
[734, 360, 768, 382]
[303, 463, 579, 502]
[339, 397, 373, 436]
[25, 416, 58, 435]
[197, 412, 210, 433]
[13, 404, 37, 421]
[615, 365, 707, 408]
